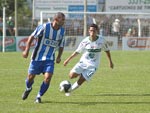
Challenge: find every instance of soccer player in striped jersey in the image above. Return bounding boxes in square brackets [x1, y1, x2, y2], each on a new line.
[63, 23, 114, 96]
[22, 12, 65, 103]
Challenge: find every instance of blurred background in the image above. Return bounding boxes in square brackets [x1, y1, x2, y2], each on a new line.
[0, 0, 33, 36]
[0, 0, 150, 52]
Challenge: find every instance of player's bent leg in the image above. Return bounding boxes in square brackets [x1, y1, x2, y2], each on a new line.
[44, 72, 53, 84]
[77, 75, 86, 85]
[71, 74, 86, 92]
[35, 73, 52, 103]
[27, 74, 36, 82]
[69, 72, 79, 79]
[22, 74, 35, 100]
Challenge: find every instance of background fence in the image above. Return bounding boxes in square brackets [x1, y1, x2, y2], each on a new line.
[1, 11, 150, 51]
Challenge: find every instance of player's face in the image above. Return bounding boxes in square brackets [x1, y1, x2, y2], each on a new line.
[89, 27, 98, 37]
[56, 16, 65, 27]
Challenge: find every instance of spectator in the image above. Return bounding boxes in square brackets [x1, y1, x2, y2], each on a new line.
[126, 28, 132, 37]
[126, 27, 137, 37]
[112, 19, 121, 40]
[7, 16, 15, 36]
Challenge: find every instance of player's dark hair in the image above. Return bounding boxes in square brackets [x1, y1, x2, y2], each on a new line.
[54, 12, 65, 20]
[90, 23, 99, 30]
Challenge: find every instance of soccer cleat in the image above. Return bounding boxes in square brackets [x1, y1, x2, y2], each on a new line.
[35, 97, 41, 103]
[64, 84, 71, 96]
[22, 88, 32, 100]
[64, 84, 71, 93]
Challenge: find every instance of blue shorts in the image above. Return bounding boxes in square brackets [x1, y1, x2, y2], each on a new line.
[28, 60, 54, 75]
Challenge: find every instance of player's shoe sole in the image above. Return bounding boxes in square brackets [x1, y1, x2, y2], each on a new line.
[22, 88, 32, 100]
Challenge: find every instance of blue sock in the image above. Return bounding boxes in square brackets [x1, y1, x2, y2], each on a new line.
[25, 78, 34, 89]
[39, 81, 50, 96]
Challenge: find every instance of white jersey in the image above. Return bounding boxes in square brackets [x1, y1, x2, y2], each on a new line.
[75, 35, 109, 68]
[112, 21, 120, 32]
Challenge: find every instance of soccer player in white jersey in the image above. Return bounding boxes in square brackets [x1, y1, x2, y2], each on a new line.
[22, 12, 65, 103]
[63, 23, 114, 96]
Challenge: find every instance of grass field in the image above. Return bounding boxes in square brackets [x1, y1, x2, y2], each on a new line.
[0, 51, 150, 113]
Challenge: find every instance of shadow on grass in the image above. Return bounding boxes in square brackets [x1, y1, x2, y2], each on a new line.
[43, 93, 150, 105]
[43, 101, 150, 105]
[90, 93, 150, 97]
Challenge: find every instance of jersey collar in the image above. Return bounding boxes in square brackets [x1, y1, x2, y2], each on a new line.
[89, 35, 99, 42]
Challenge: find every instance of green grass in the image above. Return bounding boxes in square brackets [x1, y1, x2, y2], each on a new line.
[0, 51, 150, 113]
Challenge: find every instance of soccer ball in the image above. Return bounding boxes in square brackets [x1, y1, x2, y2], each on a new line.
[59, 80, 71, 93]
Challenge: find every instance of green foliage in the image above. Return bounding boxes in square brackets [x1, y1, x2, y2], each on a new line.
[0, 0, 31, 17]
[0, 0, 32, 27]
[0, 51, 150, 113]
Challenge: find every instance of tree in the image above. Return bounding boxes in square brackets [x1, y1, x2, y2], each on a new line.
[0, 0, 32, 27]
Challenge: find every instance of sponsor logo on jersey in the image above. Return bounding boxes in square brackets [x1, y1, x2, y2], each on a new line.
[87, 48, 101, 52]
[43, 39, 60, 47]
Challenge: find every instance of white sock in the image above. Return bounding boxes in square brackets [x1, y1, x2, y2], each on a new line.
[26, 87, 32, 91]
[36, 93, 41, 98]
[71, 81, 80, 91]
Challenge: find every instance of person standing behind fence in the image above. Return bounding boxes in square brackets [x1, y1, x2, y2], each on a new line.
[112, 19, 121, 41]
[7, 16, 15, 36]
[22, 12, 66, 103]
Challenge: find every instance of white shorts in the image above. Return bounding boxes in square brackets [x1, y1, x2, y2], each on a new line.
[70, 61, 97, 81]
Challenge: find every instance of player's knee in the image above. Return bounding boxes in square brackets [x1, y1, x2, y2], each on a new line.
[44, 78, 51, 84]
[69, 72, 78, 79]
[44, 76, 52, 83]
[69, 75, 73, 79]
[68, 72, 73, 79]
[44, 73, 52, 83]
[27, 74, 35, 81]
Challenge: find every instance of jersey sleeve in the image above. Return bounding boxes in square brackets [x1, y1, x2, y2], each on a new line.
[75, 39, 86, 53]
[102, 38, 110, 51]
[31, 24, 45, 38]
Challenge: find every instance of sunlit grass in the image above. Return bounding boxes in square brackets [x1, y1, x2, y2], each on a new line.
[0, 51, 150, 113]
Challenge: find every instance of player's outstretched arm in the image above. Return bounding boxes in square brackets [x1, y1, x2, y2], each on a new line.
[22, 36, 34, 58]
[63, 52, 79, 66]
[56, 47, 64, 63]
[105, 51, 114, 69]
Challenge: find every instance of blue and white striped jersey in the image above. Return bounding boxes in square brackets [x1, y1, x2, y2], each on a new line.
[30, 22, 65, 61]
